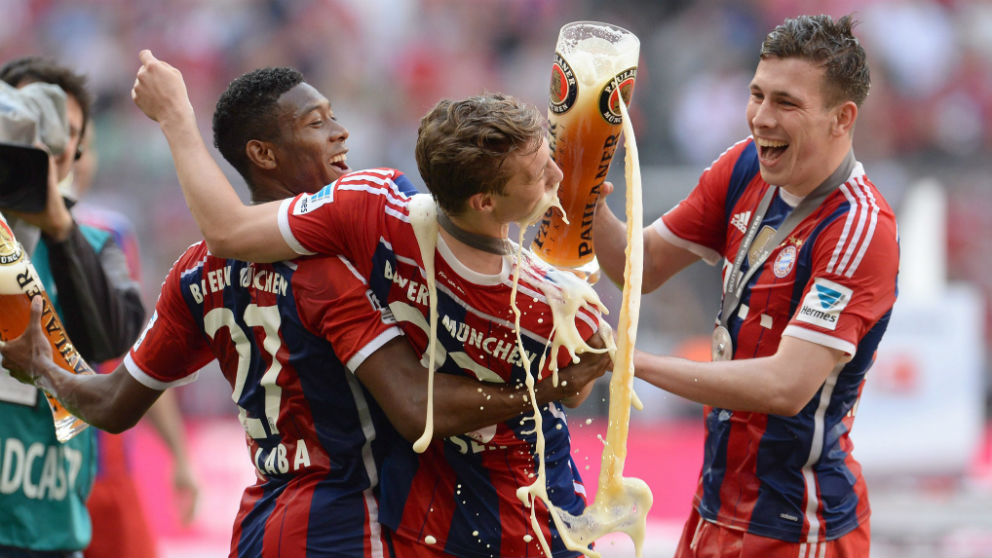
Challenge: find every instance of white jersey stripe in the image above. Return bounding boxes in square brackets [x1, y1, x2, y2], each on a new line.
[826, 184, 859, 274]
[344, 371, 386, 557]
[801, 364, 842, 549]
[278, 198, 315, 256]
[846, 178, 880, 278]
[338, 172, 410, 206]
[835, 182, 869, 276]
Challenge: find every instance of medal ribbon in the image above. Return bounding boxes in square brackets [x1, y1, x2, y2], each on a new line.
[717, 150, 856, 334]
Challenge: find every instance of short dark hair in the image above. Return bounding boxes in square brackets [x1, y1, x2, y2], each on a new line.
[212, 67, 304, 184]
[415, 93, 545, 215]
[760, 14, 870, 107]
[0, 56, 93, 136]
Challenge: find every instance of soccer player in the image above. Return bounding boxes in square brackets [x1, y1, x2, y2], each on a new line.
[593, 14, 897, 557]
[2, 66, 607, 558]
[131, 51, 607, 557]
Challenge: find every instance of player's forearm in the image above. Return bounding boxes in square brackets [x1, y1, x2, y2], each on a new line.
[592, 201, 629, 287]
[434, 373, 586, 438]
[429, 376, 534, 439]
[560, 376, 595, 408]
[160, 118, 294, 261]
[39, 365, 148, 433]
[157, 115, 251, 255]
[632, 349, 816, 416]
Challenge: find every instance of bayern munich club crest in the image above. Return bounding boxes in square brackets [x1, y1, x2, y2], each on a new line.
[599, 67, 637, 125]
[549, 52, 577, 114]
[773, 244, 797, 278]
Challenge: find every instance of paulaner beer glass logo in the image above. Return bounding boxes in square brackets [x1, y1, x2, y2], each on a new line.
[549, 52, 578, 114]
[599, 67, 637, 125]
[0, 220, 21, 265]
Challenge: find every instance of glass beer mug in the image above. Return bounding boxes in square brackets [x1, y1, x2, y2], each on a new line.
[0, 217, 92, 442]
[531, 21, 639, 282]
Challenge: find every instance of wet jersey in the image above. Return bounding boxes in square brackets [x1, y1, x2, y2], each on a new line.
[278, 168, 602, 558]
[124, 241, 401, 558]
[654, 138, 899, 542]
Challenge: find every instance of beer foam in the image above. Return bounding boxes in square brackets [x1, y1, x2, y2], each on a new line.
[510, 224, 611, 558]
[563, 34, 639, 88]
[407, 194, 440, 454]
[521, 180, 566, 228]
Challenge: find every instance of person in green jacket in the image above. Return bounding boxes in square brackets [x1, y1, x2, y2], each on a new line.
[0, 57, 146, 558]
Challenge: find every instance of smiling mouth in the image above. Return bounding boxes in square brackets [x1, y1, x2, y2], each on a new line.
[330, 153, 349, 173]
[756, 138, 788, 163]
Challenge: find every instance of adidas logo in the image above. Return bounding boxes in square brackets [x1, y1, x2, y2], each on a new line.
[730, 211, 752, 234]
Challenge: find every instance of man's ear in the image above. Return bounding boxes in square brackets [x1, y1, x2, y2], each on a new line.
[246, 139, 277, 170]
[467, 191, 495, 214]
[833, 101, 858, 137]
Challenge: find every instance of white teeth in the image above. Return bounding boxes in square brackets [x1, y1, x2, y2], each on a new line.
[330, 153, 347, 164]
[756, 138, 787, 148]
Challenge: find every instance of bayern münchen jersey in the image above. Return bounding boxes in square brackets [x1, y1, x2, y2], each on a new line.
[124, 241, 401, 557]
[655, 139, 899, 542]
[278, 168, 602, 557]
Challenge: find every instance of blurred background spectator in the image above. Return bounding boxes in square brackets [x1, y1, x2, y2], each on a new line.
[3, 1, 990, 556]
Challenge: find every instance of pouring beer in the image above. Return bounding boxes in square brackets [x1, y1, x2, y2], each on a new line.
[531, 21, 640, 281]
[0, 217, 92, 442]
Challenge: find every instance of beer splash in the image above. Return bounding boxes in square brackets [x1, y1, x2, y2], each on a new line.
[550, 91, 652, 558]
[511, 187, 612, 558]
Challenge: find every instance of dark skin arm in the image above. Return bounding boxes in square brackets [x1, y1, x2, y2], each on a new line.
[2, 297, 610, 443]
[0, 297, 161, 433]
[356, 332, 611, 443]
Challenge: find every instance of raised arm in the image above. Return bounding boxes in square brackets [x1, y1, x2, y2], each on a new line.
[131, 50, 294, 262]
[0, 296, 162, 433]
[356, 335, 610, 443]
[593, 181, 699, 292]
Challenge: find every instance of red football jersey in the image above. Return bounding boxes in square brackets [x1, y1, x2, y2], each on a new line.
[125, 241, 401, 557]
[654, 138, 898, 543]
[278, 168, 602, 557]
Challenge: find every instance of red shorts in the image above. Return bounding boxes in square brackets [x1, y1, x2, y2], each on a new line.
[673, 507, 870, 558]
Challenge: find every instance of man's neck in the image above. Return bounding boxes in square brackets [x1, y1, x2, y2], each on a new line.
[782, 148, 855, 199]
[781, 146, 853, 198]
[438, 213, 507, 275]
[249, 174, 302, 204]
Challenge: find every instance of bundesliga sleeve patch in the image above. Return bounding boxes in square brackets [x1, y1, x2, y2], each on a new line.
[294, 185, 335, 215]
[796, 277, 852, 331]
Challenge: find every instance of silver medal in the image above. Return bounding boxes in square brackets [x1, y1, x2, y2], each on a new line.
[711, 325, 733, 361]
